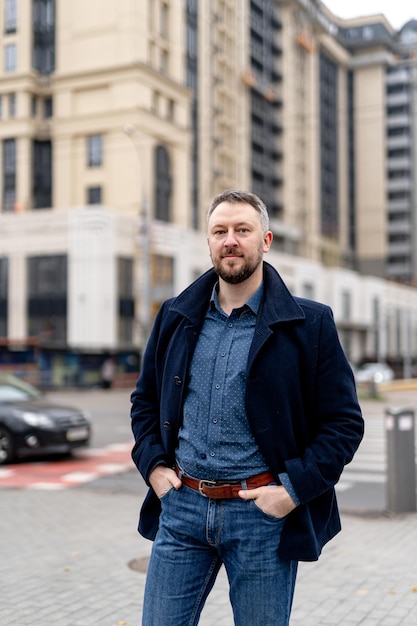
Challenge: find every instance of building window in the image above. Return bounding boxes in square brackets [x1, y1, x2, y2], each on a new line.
[167, 99, 175, 121]
[186, 0, 199, 229]
[5, 0, 17, 33]
[0, 257, 8, 337]
[31, 95, 38, 117]
[33, 0, 55, 75]
[302, 282, 314, 299]
[27, 255, 67, 344]
[33, 140, 52, 208]
[341, 290, 351, 320]
[2, 138, 16, 212]
[44, 97, 53, 118]
[87, 135, 103, 167]
[9, 93, 16, 117]
[117, 258, 134, 344]
[160, 49, 168, 74]
[87, 186, 102, 205]
[319, 52, 339, 237]
[160, 2, 169, 38]
[152, 91, 160, 114]
[4, 43, 17, 72]
[154, 145, 172, 222]
[152, 254, 174, 286]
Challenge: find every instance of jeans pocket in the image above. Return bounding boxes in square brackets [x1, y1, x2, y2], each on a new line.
[250, 499, 286, 522]
[159, 486, 176, 501]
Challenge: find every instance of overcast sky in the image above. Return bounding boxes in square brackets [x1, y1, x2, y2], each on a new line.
[323, 1, 416, 30]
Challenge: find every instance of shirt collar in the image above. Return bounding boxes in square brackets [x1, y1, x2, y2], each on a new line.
[210, 282, 264, 315]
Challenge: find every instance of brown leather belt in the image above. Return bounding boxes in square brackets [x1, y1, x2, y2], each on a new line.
[175, 465, 277, 499]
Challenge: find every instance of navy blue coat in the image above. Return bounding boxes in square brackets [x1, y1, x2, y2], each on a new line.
[131, 262, 364, 561]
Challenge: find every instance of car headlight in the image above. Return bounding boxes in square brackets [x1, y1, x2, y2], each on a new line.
[21, 411, 55, 428]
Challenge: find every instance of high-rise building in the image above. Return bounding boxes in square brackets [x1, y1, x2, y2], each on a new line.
[1, 0, 417, 383]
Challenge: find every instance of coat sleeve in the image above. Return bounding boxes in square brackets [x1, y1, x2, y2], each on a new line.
[130, 302, 171, 484]
[284, 306, 364, 504]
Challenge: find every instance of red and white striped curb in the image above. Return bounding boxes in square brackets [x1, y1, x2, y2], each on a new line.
[0, 442, 134, 490]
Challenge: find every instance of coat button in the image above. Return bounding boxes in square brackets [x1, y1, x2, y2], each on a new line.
[163, 421, 172, 430]
[174, 376, 182, 386]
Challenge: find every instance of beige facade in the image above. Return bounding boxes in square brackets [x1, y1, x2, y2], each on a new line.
[0, 0, 191, 223]
[279, 2, 356, 268]
[196, 0, 251, 225]
[1, 0, 417, 378]
[354, 60, 388, 276]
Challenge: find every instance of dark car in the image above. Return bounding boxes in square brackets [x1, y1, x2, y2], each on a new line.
[0, 374, 91, 464]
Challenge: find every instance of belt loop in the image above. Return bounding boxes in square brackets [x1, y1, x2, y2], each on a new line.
[241, 479, 248, 490]
[175, 462, 184, 480]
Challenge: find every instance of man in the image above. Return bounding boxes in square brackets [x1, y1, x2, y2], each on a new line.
[131, 189, 363, 625]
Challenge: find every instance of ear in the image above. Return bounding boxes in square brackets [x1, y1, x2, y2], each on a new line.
[207, 237, 212, 258]
[263, 231, 273, 253]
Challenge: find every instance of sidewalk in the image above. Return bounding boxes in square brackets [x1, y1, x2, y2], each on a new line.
[1, 483, 416, 625]
[2, 386, 417, 625]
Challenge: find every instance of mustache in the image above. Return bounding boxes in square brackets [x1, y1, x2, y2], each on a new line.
[222, 247, 241, 255]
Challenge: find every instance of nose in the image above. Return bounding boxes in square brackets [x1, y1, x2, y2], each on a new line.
[223, 229, 238, 247]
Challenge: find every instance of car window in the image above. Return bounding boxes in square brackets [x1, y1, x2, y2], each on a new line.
[0, 384, 33, 402]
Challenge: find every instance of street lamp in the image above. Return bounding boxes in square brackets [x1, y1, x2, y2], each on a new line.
[123, 125, 152, 354]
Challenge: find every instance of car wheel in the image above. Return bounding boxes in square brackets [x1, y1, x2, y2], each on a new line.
[0, 427, 15, 464]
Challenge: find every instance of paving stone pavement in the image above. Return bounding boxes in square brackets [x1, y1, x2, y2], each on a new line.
[2, 482, 417, 625]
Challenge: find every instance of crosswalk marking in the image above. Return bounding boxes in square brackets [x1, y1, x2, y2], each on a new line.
[337, 415, 417, 493]
[0, 442, 133, 490]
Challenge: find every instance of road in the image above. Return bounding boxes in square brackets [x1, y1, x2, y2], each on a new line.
[1, 386, 417, 513]
[337, 387, 417, 513]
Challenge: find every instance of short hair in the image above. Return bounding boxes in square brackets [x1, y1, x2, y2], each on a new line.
[207, 189, 270, 233]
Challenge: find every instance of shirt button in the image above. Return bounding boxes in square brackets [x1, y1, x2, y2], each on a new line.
[213, 419, 218, 424]
[210, 452, 215, 457]
[215, 384, 220, 389]
[228, 323, 233, 328]
[221, 352, 226, 357]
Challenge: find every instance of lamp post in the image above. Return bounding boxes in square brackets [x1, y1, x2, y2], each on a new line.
[123, 125, 152, 355]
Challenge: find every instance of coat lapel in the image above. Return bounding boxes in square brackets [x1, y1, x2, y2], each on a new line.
[248, 263, 305, 366]
[167, 262, 306, 369]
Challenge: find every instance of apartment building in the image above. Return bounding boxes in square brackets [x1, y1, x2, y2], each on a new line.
[385, 25, 417, 283]
[0, 0, 196, 383]
[1, 0, 417, 384]
[333, 14, 417, 283]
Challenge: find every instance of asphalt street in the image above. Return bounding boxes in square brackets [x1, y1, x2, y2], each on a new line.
[1, 386, 417, 625]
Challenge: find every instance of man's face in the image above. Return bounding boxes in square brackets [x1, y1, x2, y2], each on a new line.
[207, 201, 272, 284]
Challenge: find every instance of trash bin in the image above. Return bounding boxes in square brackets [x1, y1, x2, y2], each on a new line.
[385, 407, 417, 514]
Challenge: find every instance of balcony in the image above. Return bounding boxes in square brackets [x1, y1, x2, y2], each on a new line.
[386, 262, 411, 279]
[386, 91, 411, 107]
[387, 156, 411, 170]
[387, 135, 410, 149]
[33, 120, 52, 140]
[388, 199, 410, 212]
[388, 241, 412, 255]
[388, 220, 411, 235]
[387, 114, 410, 128]
[386, 69, 410, 85]
[387, 178, 411, 192]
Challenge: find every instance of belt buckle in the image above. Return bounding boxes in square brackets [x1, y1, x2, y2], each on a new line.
[198, 479, 217, 497]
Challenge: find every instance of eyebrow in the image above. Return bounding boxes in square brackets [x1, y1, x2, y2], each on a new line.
[210, 221, 253, 230]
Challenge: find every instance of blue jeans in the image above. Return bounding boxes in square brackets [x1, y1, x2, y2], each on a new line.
[142, 484, 298, 626]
